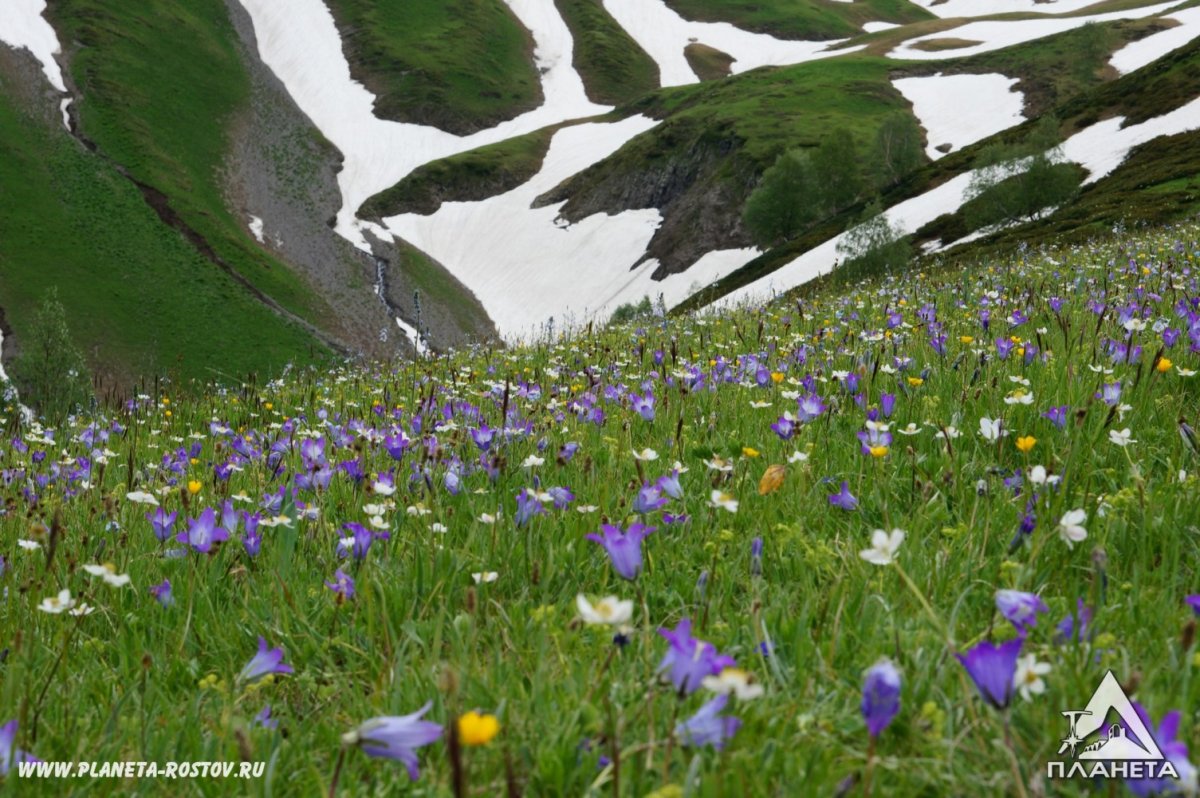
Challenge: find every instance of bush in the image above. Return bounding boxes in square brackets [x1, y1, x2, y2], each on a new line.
[10, 289, 92, 420]
[835, 199, 912, 278]
[966, 116, 1081, 229]
[609, 296, 656, 325]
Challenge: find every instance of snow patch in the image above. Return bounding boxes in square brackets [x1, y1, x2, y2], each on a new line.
[59, 97, 71, 130]
[863, 22, 900, 33]
[0, 0, 66, 92]
[1109, 6, 1200, 74]
[893, 73, 1025, 159]
[890, 2, 1181, 60]
[382, 116, 757, 340]
[236, 0, 609, 251]
[600, 0, 860, 87]
[248, 216, 265, 243]
[715, 95, 1200, 307]
[912, 0, 1140, 19]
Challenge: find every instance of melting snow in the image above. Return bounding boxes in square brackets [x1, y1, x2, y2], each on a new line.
[715, 95, 1200, 307]
[893, 73, 1025, 159]
[912, 0, 1126, 18]
[599, 0, 859, 86]
[890, 1, 1182, 60]
[0, 0, 66, 91]
[383, 116, 757, 339]
[863, 22, 900, 33]
[248, 215, 265, 243]
[1110, 6, 1200, 74]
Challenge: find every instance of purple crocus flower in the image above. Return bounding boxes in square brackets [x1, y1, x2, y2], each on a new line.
[1099, 381, 1122, 407]
[0, 720, 39, 775]
[146, 508, 178, 543]
[828, 481, 859, 511]
[548, 486, 574, 510]
[676, 694, 742, 750]
[253, 705, 278, 730]
[586, 523, 655, 581]
[176, 507, 229, 554]
[656, 471, 684, 500]
[1056, 599, 1094, 644]
[995, 589, 1049, 633]
[345, 703, 443, 780]
[633, 484, 668, 514]
[325, 568, 356, 600]
[879, 393, 896, 419]
[1042, 406, 1068, 429]
[957, 639, 1022, 709]
[339, 522, 386, 560]
[469, 424, 494, 453]
[630, 392, 656, 422]
[149, 579, 173, 608]
[242, 513, 262, 558]
[861, 659, 901, 737]
[1186, 595, 1200, 616]
[514, 490, 545, 528]
[657, 618, 736, 695]
[995, 338, 1015, 360]
[238, 637, 294, 684]
[797, 394, 827, 422]
[771, 416, 796, 440]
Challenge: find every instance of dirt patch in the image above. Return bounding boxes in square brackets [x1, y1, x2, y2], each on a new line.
[684, 43, 736, 81]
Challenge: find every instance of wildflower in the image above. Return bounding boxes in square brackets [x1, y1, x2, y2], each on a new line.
[1099, 381, 1122, 406]
[471, 572, 498, 584]
[657, 618, 736, 695]
[788, 450, 809, 463]
[325, 569, 356, 600]
[1043, 406, 1068, 429]
[82, 563, 132, 588]
[342, 705, 443, 780]
[860, 529, 905, 566]
[797, 394, 827, 422]
[994, 590, 1048, 633]
[253, 706, 278, 730]
[576, 594, 633, 626]
[146, 508, 177, 542]
[585, 523, 655, 581]
[238, 637, 294, 684]
[861, 659, 901, 737]
[1109, 428, 1136, 447]
[1186, 595, 1200, 616]
[957, 639, 1022, 709]
[37, 588, 75, 614]
[1157, 357, 1173, 373]
[633, 483, 668, 514]
[702, 668, 764, 701]
[457, 711, 499, 746]
[1058, 509, 1088, 548]
[521, 454, 544, 468]
[514, 490, 545, 527]
[1125, 704, 1197, 797]
[676, 694, 742, 750]
[1055, 600, 1093, 644]
[1012, 654, 1051, 701]
[828, 481, 858, 511]
[149, 579, 173, 607]
[187, 480, 202, 495]
[0, 720, 39, 775]
[1015, 435, 1036, 453]
[709, 490, 739, 513]
[742, 446, 760, 458]
[632, 448, 659, 462]
[176, 507, 229, 554]
[126, 490, 159, 506]
[1004, 390, 1034, 406]
[979, 417, 1003, 442]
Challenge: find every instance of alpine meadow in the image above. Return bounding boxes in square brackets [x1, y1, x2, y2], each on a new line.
[1, 0, 1200, 796]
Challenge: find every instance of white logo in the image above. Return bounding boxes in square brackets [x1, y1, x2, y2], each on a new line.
[1047, 671, 1179, 781]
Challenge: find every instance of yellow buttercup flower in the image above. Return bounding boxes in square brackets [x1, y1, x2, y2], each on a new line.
[187, 480, 202, 495]
[770, 372, 784, 384]
[1016, 436, 1036, 453]
[1157, 357, 1173, 373]
[959, 336, 974, 344]
[742, 447, 760, 458]
[458, 711, 499, 746]
[907, 377, 924, 387]
[869, 445, 889, 458]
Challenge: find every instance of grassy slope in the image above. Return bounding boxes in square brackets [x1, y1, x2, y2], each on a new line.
[663, 0, 935, 39]
[0, 79, 326, 383]
[555, 0, 660, 105]
[4, 223, 1200, 796]
[49, 0, 336, 335]
[325, 0, 542, 135]
[676, 23, 1200, 307]
[359, 127, 559, 218]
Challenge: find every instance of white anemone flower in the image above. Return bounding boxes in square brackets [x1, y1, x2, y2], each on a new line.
[860, 529, 905, 566]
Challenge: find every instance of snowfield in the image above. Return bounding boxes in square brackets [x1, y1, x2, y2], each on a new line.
[715, 96, 1200, 309]
[383, 116, 758, 340]
[893, 73, 1025, 159]
[891, 1, 1183, 60]
[599, 0, 858, 86]
[0, 0, 67, 91]
[1109, 6, 1200, 75]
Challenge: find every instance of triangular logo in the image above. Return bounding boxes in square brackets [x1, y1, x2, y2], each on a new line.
[1058, 671, 1163, 761]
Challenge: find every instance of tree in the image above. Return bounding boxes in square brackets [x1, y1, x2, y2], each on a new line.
[870, 111, 926, 188]
[10, 289, 92, 420]
[743, 149, 821, 248]
[966, 115, 1080, 229]
[836, 199, 911, 277]
[811, 129, 864, 213]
